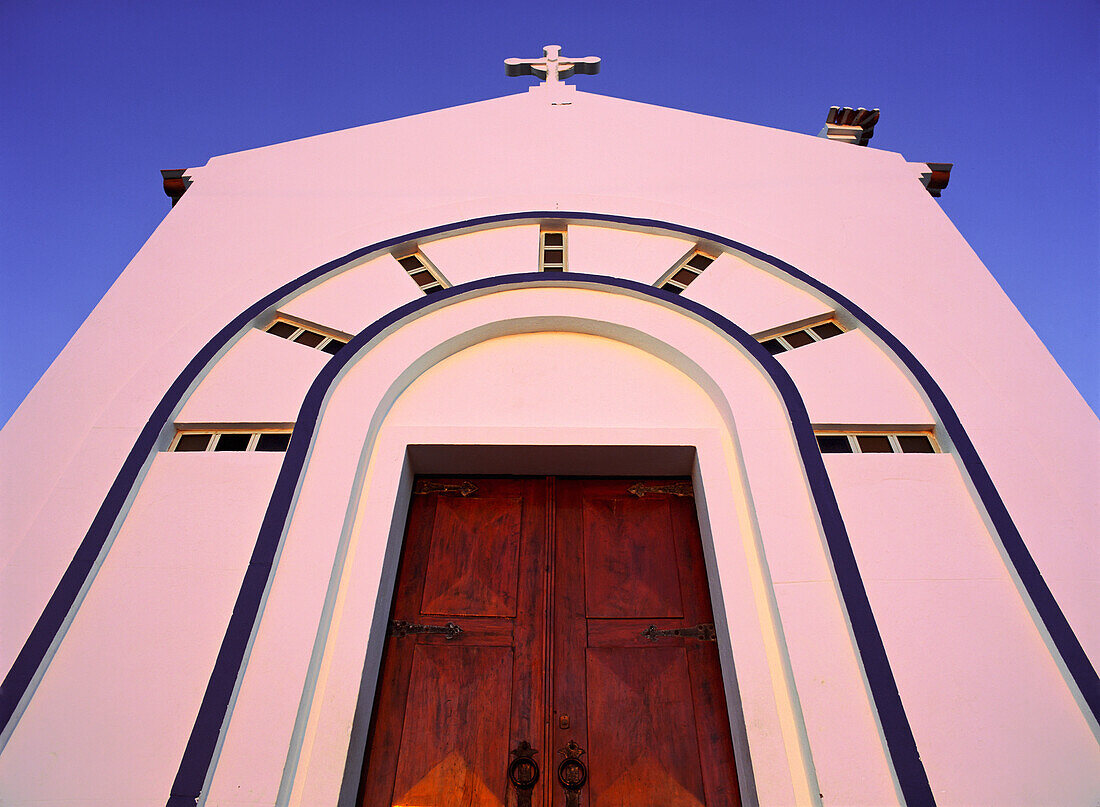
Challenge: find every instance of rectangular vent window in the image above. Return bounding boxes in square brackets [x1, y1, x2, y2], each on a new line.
[815, 432, 938, 454]
[265, 319, 348, 355]
[540, 229, 567, 271]
[397, 252, 446, 294]
[761, 320, 846, 354]
[170, 430, 294, 453]
[659, 251, 715, 294]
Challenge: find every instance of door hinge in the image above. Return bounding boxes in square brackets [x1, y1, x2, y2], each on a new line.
[641, 623, 716, 642]
[627, 481, 693, 498]
[413, 480, 478, 496]
[388, 619, 464, 639]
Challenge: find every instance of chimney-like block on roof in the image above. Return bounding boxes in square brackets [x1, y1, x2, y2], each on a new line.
[818, 106, 880, 146]
[918, 162, 953, 197]
[162, 169, 192, 207]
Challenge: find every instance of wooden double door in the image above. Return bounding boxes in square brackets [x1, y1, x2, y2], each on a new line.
[358, 477, 740, 806]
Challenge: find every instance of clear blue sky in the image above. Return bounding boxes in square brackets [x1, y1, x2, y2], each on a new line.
[2, 0, 1097, 426]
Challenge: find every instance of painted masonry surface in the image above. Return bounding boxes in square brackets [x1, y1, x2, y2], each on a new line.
[1, 47, 1097, 806]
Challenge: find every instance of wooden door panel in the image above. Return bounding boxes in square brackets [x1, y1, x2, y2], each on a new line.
[562, 479, 741, 807]
[421, 496, 523, 617]
[553, 477, 591, 793]
[360, 479, 548, 807]
[582, 496, 684, 618]
[667, 494, 716, 626]
[360, 487, 443, 807]
[359, 632, 418, 807]
[586, 647, 706, 807]
[391, 644, 513, 807]
[686, 643, 741, 807]
[362, 478, 739, 807]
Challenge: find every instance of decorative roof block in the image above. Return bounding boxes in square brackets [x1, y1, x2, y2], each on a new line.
[161, 169, 192, 206]
[918, 162, 953, 197]
[819, 106, 880, 146]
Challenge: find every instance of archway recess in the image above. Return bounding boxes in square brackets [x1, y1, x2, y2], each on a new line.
[200, 282, 916, 807]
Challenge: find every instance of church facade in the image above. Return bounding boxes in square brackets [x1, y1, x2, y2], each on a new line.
[1, 49, 1097, 806]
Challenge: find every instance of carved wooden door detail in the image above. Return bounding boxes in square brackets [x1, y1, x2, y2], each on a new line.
[358, 478, 740, 806]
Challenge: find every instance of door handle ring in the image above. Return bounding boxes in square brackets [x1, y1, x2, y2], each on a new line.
[509, 740, 540, 804]
[557, 739, 588, 801]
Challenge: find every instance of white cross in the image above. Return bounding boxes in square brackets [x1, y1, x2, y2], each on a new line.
[505, 45, 600, 86]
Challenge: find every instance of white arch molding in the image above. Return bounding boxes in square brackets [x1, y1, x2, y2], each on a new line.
[203, 284, 902, 807]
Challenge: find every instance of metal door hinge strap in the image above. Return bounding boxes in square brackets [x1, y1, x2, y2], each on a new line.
[413, 480, 478, 496]
[388, 619, 463, 639]
[627, 481, 694, 498]
[642, 623, 716, 641]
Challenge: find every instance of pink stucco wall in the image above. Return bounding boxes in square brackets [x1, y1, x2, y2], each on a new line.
[1, 85, 1096, 806]
[278, 254, 420, 337]
[830, 454, 1100, 802]
[777, 330, 933, 426]
[685, 252, 832, 336]
[567, 224, 692, 284]
[177, 329, 330, 426]
[0, 452, 283, 805]
[418, 224, 541, 286]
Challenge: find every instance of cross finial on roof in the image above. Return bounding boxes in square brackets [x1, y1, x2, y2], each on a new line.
[505, 45, 600, 86]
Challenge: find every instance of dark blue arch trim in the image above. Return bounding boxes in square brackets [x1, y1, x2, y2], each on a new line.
[2, 212, 1091, 806]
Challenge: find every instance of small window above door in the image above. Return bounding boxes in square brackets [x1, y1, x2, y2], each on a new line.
[657, 250, 716, 293]
[396, 251, 448, 293]
[540, 227, 567, 271]
[760, 319, 846, 355]
[264, 318, 349, 355]
[815, 430, 938, 454]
